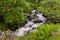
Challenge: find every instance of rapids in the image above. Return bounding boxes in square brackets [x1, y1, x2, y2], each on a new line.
[15, 10, 46, 36]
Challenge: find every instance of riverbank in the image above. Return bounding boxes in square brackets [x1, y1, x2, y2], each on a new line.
[44, 28, 60, 40]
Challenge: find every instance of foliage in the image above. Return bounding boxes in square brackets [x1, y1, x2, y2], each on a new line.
[0, 0, 26, 30]
[0, 22, 7, 30]
[26, 0, 43, 9]
[44, 34, 60, 40]
[31, 23, 60, 40]
[37, 0, 60, 23]
[0, 0, 60, 31]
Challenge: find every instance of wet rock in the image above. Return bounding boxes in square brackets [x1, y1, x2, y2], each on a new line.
[20, 20, 28, 28]
[27, 16, 31, 19]
[27, 16, 32, 21]
[5, 30, 16, 40]
[33, 20, 43, 23]
[28, 18, 32, 21]
[31, 15, 36, 19]
[0, 31, 5, 38]
[32, 27, 36, 30]
[29, 25, 32, 27]
[6, 30, 16, 36]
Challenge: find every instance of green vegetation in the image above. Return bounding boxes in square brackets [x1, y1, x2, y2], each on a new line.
[0, 0, 60, 40]
[0, 0, 26, 30]
[31, 23, 60, 40]
[0, 0, 60, 30]
[8, 24, 60, 40]
[44, 34, 60, 40]
[37, 0, 60, 23]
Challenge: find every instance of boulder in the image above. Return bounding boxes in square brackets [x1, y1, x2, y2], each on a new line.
[33, 20, 43, 23]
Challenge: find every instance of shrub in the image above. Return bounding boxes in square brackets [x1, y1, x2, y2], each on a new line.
[31, 23, 60, 40]
[37, 0, 60, 23]
[0, 22, 7, 31]
[26, 0, 43, 9]
[0, 0, 26, 30]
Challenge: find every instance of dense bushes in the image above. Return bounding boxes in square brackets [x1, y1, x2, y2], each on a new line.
[37, 0, 60, 23]
[0, 0, 60, 31]
[0, 0, 27, 30]
[31, 23, 60, 40]
[26, 0, 43, 9]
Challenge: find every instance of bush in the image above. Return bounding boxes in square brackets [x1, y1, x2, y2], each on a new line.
[0, 22, 7, 31]
[0, 0, 26, 30]
[25, 0, 43, 10]
[31, 23, 60, 40]
[37, 0, 60, 23]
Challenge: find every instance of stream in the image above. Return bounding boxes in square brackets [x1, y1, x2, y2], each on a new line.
[15, 10, 46, 36]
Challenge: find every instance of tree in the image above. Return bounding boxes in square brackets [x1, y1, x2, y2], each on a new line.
[0, 0, 26, 30]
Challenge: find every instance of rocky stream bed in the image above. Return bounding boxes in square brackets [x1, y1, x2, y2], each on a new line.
[0, 10, 46, 40]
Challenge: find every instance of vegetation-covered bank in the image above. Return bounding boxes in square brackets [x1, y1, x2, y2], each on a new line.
[31, 23, 60, 40]
[0, 0, 60, 40]
[12, 23, 60, 40]
[0, 0, 26, 30]
[37, 0, 60, 23]
[0, 0, 60, 30]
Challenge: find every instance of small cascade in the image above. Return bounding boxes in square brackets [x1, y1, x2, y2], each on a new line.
[15, 10, 46, 36]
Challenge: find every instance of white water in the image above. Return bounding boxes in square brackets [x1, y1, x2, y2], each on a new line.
[15, 10, 46, 36]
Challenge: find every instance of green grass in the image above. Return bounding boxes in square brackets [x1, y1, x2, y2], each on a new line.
[45, 28, 60, 40]
[31, 23, 60, 40]
[45, 34, 60, 40]
[12, 33, 33, 40]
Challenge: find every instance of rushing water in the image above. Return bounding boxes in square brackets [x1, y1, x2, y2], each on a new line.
[15, 10, 46, 36]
